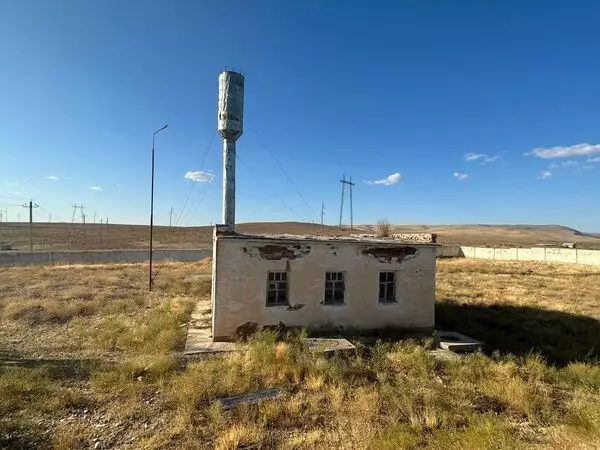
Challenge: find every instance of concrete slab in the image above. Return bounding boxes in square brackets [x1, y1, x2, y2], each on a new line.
[437, 330, 482, 352]
[184, 330, 355, 357]
[183, 327, 240, 356]
[215, 388, 285, 410]
[183, 299, 355, 357]
[304, 338, 355, 352]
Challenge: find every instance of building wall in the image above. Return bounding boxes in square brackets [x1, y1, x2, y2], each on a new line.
[211, 237, 437, 340]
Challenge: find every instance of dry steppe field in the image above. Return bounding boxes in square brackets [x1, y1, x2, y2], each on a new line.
[1, 259, 600, 448]
[2, 222, 600, 251]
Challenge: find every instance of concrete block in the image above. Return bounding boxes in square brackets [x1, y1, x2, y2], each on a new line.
[460, 246, 476, 258]
[437, 246, 463, 258]
[0, 252, 18, 265]
[576, 250, 600, 266]
[494, 248, 518, 260]
[517, 247, 546, 262]
[474, 247, 495, 260]
[438, 331, 482, 352]
[546, 248, 577, 264]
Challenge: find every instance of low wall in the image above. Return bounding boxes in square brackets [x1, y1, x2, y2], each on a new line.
[436, 246, 463, 258]
[0, 249, 212, 266]
[459, 246, 600, 267]
[4, 246, 598, 267]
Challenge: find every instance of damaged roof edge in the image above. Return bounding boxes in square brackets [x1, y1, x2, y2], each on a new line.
[213, 228, 439, 246]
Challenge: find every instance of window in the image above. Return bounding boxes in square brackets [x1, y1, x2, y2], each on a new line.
[324, 272, 345, 305]
[266, 271, 288, 306]
[379, 272, 396, 304]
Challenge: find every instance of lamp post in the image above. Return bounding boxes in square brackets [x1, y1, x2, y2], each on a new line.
[149, 124, 168, 291]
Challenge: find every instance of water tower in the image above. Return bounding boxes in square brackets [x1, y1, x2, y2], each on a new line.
[217, 70, 244, 231]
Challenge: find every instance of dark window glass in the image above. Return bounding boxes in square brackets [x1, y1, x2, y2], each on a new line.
[266, 272, 289, 306]
[379, 272, 396, 303]
[324, 272, 345, 305]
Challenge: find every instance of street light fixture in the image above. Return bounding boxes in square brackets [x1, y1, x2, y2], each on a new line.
[149, 124, 168, 291]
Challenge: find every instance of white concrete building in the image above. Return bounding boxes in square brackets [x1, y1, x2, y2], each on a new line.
[211, 227, 437, 341]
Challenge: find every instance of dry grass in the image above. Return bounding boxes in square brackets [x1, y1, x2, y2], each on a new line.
[436, 259, 600, 365]
[375, 219, 392, 237]
[1, 258, 599, 448]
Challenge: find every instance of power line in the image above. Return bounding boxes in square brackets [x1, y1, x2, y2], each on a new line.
[174, 135, 216, 226]
[38, 205, 53, 222]
[251, 129, 319, 222]
[185, 184, 213, 226]
[236, 152, 303, 221]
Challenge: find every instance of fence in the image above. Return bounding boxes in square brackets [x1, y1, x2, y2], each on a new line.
[3, 246, 599, 267]
[0, 249, 212, 266]
[456, 246, 600, 267]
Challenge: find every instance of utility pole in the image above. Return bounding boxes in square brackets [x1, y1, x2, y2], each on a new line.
[93, 211, 97, 224]
[22, 200, 39, 252]
[349, 177, 354, 230]
[339, 175, 355, 230]
[320, 203, 325, 233]
[339, 175, 345, 229]
[169, 207, 173, 228]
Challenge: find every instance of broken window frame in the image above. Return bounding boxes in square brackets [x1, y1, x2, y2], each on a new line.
[324, 271, 345, 305]
[378, 271, 396, 304]
[266, 271, 289, 306]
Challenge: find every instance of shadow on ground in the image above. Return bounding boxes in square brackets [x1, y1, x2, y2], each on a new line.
[437, 298, 600, 366]
[0, 349, 101, 379]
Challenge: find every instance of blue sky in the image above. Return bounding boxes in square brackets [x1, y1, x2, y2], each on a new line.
[1, 1, 599, 231]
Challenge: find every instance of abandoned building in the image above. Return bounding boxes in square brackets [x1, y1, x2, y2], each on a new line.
[211, 227, 438, 340]
[204, 70, 438, 342]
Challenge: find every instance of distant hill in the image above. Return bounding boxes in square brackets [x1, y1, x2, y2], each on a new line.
[1, 221, 600, 251]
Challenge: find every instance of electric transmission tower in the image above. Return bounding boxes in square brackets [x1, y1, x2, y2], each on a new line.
[338, 175, 355, 230]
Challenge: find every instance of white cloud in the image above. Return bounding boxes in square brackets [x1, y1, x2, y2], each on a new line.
[464, 153, 484, 162]
[527, 143, 600, 159]
[4, 181, 20, 187]
[561, 160, 579, 168]
[537, 171, 552, 180]
[89, 186, 103, 191]
[453, 172, 468, 181]
[9, 192, 21, 196]
[365, 173, 402, 186]
[548, 163, 559, 169]
[463, 153, 501, 164]
[185, 170, 215, 183]
[587, 156, 600, 163]
[45, 176, 59, 180]
[583, 165, 595, 170]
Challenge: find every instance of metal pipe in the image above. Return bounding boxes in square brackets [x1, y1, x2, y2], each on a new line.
[222, 139, 236, 230]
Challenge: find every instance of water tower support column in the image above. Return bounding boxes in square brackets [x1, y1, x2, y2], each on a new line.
[223, 139, 236, 229]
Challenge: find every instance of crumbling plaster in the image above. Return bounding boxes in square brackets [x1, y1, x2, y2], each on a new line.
[211, 235, 436, 340]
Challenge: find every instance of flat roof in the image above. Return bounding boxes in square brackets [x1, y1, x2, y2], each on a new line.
[214, 231, 438, 246]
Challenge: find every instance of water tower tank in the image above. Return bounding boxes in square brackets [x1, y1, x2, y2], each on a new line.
[218, 71, 244, 142]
